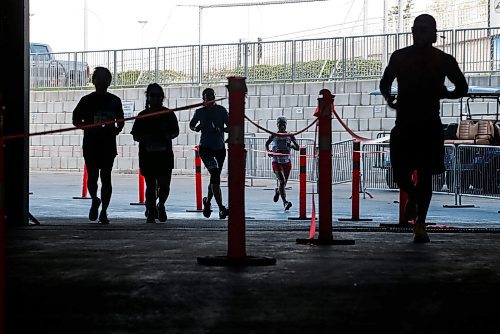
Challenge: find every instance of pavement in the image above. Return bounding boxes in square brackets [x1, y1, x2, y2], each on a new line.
[5, 172, 500, 333]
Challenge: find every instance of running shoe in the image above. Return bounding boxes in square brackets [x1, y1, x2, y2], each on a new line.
[413, 222, 430, 243]
[284, 201, 292, 211]
[273, 188, 280, 202]
[98, 210, 109, 224]
[202, 197, 212, 218]
[89, 198, 101, 221]
[145, 207, 158, 218]
[157, 203, 167, 222]
[219, 206, 229, 219]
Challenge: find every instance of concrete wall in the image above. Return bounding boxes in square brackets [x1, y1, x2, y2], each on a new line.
[28, 75, 500, 174]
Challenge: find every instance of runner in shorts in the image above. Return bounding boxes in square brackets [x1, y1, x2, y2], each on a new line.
[265, 116, 299, 211]
[189, 88, 229, 219]
[380, 14, 468, 242]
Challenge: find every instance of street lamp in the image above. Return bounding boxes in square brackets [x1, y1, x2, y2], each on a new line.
[137, 20, 149, 48]
[178, 0, 329, 46]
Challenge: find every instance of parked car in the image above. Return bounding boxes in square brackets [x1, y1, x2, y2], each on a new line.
[30, 43, 90, 88]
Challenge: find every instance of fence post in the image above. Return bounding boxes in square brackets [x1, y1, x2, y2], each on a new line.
[197, 76, 276, 266]
[130, 169, 145, 205]
[297, 89, 354, 245]
[186, 145, 203, 212]
[339, 140, 372, 222]
[154, 47, 159, 83]
[113, 50, 118, 87]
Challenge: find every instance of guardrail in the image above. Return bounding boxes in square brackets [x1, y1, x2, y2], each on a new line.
[30, 27, 500, 89]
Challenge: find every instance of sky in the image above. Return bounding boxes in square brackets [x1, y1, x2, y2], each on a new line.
[29, 0, 433, 52]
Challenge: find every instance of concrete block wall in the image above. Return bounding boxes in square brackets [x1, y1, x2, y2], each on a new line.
[29, 75, 499, 173]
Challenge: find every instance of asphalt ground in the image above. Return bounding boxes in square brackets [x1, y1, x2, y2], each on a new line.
[5, 172, 500, 333]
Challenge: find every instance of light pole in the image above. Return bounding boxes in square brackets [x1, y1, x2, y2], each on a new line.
[84, 0, 88, 51]
[178, 0, 329, 46]
[137, 20, 148, 48]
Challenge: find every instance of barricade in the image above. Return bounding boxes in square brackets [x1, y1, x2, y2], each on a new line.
[332, 139, 354, 184]
[130, 169, 145, 206]
[338, 140, 372, 222]
[186, 145, 203, 212]
[72, 164, 90, 200]
[362, 142, 457, 195]
[454, 144, 500, 202]
[244, 137, 316, 182]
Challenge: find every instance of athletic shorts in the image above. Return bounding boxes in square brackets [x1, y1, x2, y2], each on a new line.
[390, 121, 445, 175]
[199, 146, 226, 172]
[272, 161, 292, 180]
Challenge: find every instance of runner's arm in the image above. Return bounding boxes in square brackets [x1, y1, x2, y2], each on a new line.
[290, 136, 300, 151]
[189, 110, 201, 132]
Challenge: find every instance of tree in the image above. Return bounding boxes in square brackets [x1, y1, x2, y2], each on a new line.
[387, 0, 415, 33]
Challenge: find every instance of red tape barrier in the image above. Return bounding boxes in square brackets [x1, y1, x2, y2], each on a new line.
[2, 98, 225, 141]
[244, 115, 318, 137]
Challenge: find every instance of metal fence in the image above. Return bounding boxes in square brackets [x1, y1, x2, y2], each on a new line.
[30, 27, 500, 89]
[456, 144, 500, 199]
[244, 137, 353, 185]
[362, 142, 500, 201]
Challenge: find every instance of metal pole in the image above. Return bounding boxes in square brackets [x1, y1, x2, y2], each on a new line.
[199, 7, 202, 47]
[84, 0, 88, 51]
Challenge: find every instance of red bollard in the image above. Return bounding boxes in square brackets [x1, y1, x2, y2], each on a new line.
[130, 169, 145, 205]
[72, 163, 90, 199]
[339, 140, 372, 222]
[381, 169, 417, 227]
[297, 90, 354, 245]
[186, 145, 203, 212]
[289, 146, 310, 220]
[197, 76, 276, 266]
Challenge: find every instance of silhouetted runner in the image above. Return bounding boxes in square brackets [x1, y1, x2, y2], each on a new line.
[189, 88, 229, 219]
[73, 67, 124, 224]
[379, 14, 468, 243]
[131, 83, 179, 223]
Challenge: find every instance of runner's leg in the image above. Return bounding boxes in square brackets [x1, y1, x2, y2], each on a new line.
[99, 167, 113, 213]
[415, 167, 433, 223]
[86, 164, 99, 200]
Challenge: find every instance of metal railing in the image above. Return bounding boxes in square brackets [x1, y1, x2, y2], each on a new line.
[30, 27, 500, 89]
[362, 142, 500, 200]
[244, 137, 353, 185]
